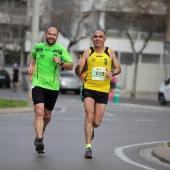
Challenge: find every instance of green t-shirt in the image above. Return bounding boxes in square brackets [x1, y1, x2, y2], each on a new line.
[31, 42, 73, 90]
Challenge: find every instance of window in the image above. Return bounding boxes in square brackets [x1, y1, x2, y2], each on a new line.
[142, 54, 160, 64]
[120, 52, 133, 65]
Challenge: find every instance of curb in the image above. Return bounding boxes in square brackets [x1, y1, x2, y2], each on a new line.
[152, 142, 170, 164]
[0, 107, 33, 115]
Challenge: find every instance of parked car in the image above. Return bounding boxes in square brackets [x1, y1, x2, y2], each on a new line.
[59, 71, 82, 94]
[0, 69, 11, 88]
[158, 76, 170, 105]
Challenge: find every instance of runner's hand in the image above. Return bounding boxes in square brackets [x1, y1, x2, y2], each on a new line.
[106, 69, 113, 78]
[78, 55, 84, 66]
[27, 65, 34, 74]
[53, 57, 61, 65]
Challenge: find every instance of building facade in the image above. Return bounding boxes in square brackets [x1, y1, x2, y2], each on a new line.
[0, 0, 30, 68]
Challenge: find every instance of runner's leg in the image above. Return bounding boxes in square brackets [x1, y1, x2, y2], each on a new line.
[34, 103, 44, 139]
[93, 103, 106, 128]
[84, 97, 95, 145]
[43, 109, 52, 129]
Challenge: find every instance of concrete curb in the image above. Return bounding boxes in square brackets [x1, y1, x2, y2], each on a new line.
[152, 142, 170, 164]
[0, 107, 33, 115]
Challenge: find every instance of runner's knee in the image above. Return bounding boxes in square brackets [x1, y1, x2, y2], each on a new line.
[44, 113, 51, 120]
[93, 121, 101, 128]
[35, 108, 44, 117]
[86, 114, 94, 123]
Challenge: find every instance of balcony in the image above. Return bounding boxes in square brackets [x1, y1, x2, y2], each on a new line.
[0, 0, 28, 25]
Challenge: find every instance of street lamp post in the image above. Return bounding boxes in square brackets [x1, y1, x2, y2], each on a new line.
[28, 0, 40, 106]
[164, 1, 170, 79]
[31, 0, 40, 51]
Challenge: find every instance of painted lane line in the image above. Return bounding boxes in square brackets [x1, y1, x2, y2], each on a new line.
[105, 111, 117, 117]
[115, 141, 165, 170]
[118, 103, 170, 111]
[132, 119, 157, 122]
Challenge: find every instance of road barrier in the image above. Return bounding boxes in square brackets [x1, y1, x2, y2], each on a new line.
[80, 84, 83, 100]
[114, 85, 120, 104]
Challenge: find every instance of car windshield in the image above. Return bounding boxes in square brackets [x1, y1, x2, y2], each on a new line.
[0, 70, 7, 75]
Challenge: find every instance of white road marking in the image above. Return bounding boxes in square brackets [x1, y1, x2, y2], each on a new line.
[105, 111, 117, 117]
[115, 141, 165, 170]
[118, 103, 170, 111]
[132, 119, 157, 122]
[104, 118, 122, 121]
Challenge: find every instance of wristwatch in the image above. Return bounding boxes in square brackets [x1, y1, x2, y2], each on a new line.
[60, 60, 64, 66]
[111, 71, 115, 77]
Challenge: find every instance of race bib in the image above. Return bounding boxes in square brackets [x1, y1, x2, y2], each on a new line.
[92, 67, 106, 81]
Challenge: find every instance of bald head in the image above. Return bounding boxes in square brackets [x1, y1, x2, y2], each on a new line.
[45, 26, 58, 46]
[46, 26, 58, 35]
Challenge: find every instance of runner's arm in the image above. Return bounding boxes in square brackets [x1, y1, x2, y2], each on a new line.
[75, 50, 88, 76]
[28, 57, 36, 74]
[61, 62, 73, 70]
[110, 49, 121, 76]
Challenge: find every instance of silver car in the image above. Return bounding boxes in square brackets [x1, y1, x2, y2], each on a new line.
[59, 71, 82, 94]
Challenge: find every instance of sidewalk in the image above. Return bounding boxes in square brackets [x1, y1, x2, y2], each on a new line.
[0, 106, 33, 115]
[119, 90, 158, 101]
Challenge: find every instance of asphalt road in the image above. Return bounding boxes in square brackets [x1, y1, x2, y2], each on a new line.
[0, 89, 170, 170]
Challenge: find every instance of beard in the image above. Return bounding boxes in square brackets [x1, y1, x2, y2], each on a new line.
[46, 38, 56, 46]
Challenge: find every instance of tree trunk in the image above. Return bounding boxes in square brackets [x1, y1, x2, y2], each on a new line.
[131, 53, 138, 98]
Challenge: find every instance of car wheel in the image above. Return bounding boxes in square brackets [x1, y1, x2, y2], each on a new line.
[159, 93, 166, 105]
[7, 83, 10, 88]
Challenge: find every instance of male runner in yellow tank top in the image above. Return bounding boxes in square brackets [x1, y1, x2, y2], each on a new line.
[75, 28, 121, 158]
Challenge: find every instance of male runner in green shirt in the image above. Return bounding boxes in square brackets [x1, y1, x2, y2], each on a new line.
[27, 26, 73, 153]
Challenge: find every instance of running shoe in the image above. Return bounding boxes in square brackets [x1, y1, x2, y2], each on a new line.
[35, 138, 44, 152]
[84, 147, 93, 158]
[91, 128, 95, 140]
[37, 150, 45, 154]
[34, 128, 45, 146]
[34, 137, 39, 146]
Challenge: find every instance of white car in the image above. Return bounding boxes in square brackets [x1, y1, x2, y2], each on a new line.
[59, 71, 82, 94]
[158, 76, 170, 105]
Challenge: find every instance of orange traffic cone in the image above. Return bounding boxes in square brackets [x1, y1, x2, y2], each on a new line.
[108, 92, 113, 100]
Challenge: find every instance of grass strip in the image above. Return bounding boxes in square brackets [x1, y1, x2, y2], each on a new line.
[0, 99, 27, 108]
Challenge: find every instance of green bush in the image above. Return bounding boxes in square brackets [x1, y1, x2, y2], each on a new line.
[0, 99, 27, 108]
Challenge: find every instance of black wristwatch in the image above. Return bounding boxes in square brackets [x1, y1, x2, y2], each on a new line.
[111, 71, 115, 77]
[60, 60, 64, 66]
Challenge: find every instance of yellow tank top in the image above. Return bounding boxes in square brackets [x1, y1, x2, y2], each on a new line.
[84, 47, 111, 93]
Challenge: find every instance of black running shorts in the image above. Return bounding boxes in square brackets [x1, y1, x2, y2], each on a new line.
[32, 86, 59, 110]
[82, 88, 108, 104]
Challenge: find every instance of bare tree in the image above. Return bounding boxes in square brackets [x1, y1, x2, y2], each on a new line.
[41, 0, 92, 52]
